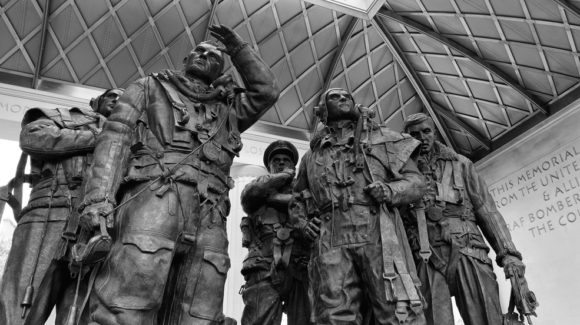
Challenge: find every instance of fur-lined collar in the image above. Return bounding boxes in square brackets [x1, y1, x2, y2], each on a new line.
[429, 141, 458, 161]
[155, 69, 210, 95]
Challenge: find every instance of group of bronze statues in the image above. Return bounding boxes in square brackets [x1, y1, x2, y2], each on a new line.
[0, 24, 538, 325]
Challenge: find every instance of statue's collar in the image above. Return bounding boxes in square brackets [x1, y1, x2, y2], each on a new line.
[156, 70, 210, 96]
[422, 141, 458, 161]
[315, 120, 357, 148]
[324, 120, 356, 134]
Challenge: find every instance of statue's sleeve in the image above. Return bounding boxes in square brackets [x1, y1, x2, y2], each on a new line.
[463, 157, 522, 265]
[20, 113, 95, 159]
[80, 79, 146, 208]
[241, 172, 294, 214]
[241, 175, 271, 214]
[387, 157, 426, 206]
[289, 152, 312, 230]
[382, 136, 426, 206]
[230, 45, 280, 133]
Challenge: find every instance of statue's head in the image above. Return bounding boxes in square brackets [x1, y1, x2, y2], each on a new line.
[183, 41, 224, 83]
[90, 88, 124, 117]
[314, 88, 360, 125]
[404, 113, 436, 154]
[263, 140, 299, 173]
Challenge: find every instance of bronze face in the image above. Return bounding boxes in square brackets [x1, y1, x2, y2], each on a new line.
[183, 42, 224, 83]
[98, 88, 123, 117]
[325, 89, 359, 123]
[407, 120, 436, 154]
[268, 152, 295, 173]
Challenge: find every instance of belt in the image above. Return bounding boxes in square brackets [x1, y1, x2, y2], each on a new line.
[318, 201, 376, 214]
[127, 151, 234, 188]
[244, 270, 271, 287]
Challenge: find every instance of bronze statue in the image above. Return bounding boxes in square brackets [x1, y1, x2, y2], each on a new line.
[290, 88, 427, 325]
[0, 88, 123, 325]
[403, 113, 537, 325]
[77, 24, 279, 325]
[239, 140, 313, 325]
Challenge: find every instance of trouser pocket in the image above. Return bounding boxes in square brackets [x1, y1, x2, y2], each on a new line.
[188, 249, 230, 320]
[95, 235, 174, 310]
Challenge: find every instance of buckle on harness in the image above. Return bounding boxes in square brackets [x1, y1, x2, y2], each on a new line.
[383, 272, 399, 300]
[419, 249, 432, 263]
[61, 230, 77, 242]
[395, 301, 409, 323]
[276, 227, 291, 241]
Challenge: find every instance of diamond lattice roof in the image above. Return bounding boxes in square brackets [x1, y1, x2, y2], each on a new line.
[2, 0, 580, 159]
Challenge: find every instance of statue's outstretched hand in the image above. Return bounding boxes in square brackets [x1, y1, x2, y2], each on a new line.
[209, 24, 246, 56]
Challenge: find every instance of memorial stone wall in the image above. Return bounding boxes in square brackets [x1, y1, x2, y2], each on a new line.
[476, 104, 580, 325]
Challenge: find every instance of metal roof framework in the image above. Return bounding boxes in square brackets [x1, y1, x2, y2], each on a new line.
[2, 0, 580, 159]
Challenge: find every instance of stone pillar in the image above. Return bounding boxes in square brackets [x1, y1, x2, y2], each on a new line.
[223, 164, 269, 322]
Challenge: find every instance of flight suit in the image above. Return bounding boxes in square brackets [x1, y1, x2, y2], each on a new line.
[0, 107, 105, 325]
[240, 171, 313, 325]
[292, 121, 426, 325]
[406, 141, 522, 325]
[79, 44, 279, 325]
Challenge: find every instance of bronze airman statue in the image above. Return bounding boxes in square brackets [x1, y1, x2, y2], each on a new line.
[403, 113, 537, 325]
[77, 25, 279, 325]
[0, 88, 123, 325]
[239, 140, 313, 325]
[291, 88, 427, 325]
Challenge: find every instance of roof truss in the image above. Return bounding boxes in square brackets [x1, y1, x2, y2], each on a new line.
[377, 8, 548, 116]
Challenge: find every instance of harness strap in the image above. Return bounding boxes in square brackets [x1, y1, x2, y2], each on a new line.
[452, 160, 464, 188]
[358, 141, 423, 308]
[414, 204, 431, 263]
[437, 161, 454, 202]
[272, 226, 294, 270]
[428, 246, 447, 273]
[77, 263, 100, 325]
[378, 205, 399, 302]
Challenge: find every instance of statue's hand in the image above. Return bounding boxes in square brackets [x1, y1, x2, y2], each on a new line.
[80, 201, 114, 232]
[300, 217, 321, 241]
[364, 181, 392, 203]
[209, 24, 246, 56]
[503, 255, 525, 278]
[272, 168, 295, 186]
[280, 167, 296, 179]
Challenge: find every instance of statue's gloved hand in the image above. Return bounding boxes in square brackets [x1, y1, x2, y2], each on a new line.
[80, 201, 114, 232]
[209, 24, 246, 56]
[299, 217, 321, 241]
[280, 167, 296, 179]
[364, 181, 392, 203]
[503, 255, 525, 278]
[274, 167, 295, 186]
